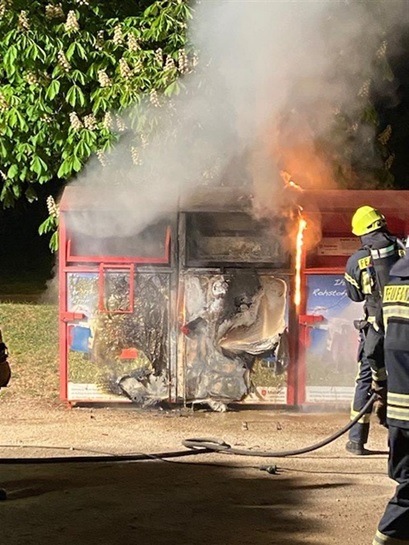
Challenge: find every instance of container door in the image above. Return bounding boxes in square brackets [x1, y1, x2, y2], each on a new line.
[63, 268, 172, 404]
[301, 274, 362, 404]
[179, 269, 289, 406]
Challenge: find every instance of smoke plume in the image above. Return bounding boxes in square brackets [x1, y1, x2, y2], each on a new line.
[64, 0, 409, 242]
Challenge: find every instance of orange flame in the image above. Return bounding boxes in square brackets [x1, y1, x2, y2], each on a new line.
[294, 212, 307, 307]
[280, 170, 304, 192]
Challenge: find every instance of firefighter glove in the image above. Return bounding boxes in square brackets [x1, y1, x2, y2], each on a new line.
[371, 380, 387, 427]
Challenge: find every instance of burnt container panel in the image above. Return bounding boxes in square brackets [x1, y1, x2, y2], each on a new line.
[185, 212, 291, 268]
[180, 271, 289, 407]
[179, 210, 291, 408]
[65, 269, 172, 404]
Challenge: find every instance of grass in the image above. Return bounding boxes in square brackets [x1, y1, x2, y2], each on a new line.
[0, 301, 358, 404]
[0, 302, 147, 404]
[0, 302, 60, 403]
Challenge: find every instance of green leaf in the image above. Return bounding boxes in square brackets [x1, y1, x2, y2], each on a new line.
[76, 86, 86, 107]
[12, 183, 22, 198]
[38, 216, 53, 235]
[72, 156, 82, 172]
[76, 43, 88, 60]
[7, 109, 18, 128]
[57, 157, 73, 178]
[66, 85, 78, 107]
[66, 42, 76, 61]
[7, 164, 18, 179]
[4, 45, 17, 75]
[71, 70, 87, 85]
[25, 186, 38, 202]
[164, 80, 180, 96]
[19, 166, 28, 181]
[31, 156, 44, 175]
[50, 231, 59, 252]
[46, 80, 61, 100]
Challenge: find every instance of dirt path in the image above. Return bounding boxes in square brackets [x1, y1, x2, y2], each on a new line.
[0, 401, 393, 545]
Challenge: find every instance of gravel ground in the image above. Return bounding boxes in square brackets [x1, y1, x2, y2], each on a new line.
[0, 401, 393, 545]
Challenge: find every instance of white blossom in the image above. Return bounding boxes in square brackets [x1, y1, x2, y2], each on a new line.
[358, 79, 371, 98]
[46, 196, 60, 219]
[127, 33, 139, 52]
[140, 134, 148, 148]
[26, 72, 38, 85]
[150, 89, 160, 108]
[119, 58, 131, 80]
[65, 10, 79, 32]
[376, 40, 387, 60]
[98, 70, 111, 88]
[131, 147, 142, 165]
[385, 153, 395, 170]
[96, 150, 107, 167]
[164, 56, 175, 72]
[178, 49, 189, 74]
[58, 50, 71, 72]
[116, 115, 126, 132]
[113, 25, 123, 46]
[69, 112, 83, 130]
[378, 125, 392, 146]
[154, 48, 163, 65]
[45, 3, 64, 19]
[0, 1, 8, 18]
[0, 92, 8, 111]
[95, 30, 104, 51]
[18, 10, 30, 31]
[84, 114, 97, 131]
[103, 112, 113, 130]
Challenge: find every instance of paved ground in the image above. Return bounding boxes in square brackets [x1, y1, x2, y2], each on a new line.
[0, 401, 393, 545]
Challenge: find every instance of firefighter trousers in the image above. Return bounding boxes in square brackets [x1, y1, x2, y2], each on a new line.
[373, 426, 409, 544]
[349, 330, 373, 445]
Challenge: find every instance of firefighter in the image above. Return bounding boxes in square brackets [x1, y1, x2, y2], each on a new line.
[344, 205, 402, 455]
[0, 331, 10, 389]
[373, 241, 409, 545]
[0, 331, 10, 501]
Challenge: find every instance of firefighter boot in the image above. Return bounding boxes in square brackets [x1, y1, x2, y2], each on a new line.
[345, 440, 369, 455]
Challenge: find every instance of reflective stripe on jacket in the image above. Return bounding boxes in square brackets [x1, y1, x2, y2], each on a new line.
[383, 277, 409, 429]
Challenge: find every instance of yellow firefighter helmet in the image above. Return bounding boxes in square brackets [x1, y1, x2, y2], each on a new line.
[351, 206, 386, 236]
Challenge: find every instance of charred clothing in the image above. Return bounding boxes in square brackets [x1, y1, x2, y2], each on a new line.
[345, 230, 401, 446]
[373, 271, 409, 544]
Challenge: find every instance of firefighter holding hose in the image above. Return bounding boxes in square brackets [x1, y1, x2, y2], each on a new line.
[344, 206, 401, 455]
[373, 238, 409, 545]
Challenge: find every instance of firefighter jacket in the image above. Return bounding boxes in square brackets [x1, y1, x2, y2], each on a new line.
[383, 271, 409, 429]
[344, 231, 401, 320]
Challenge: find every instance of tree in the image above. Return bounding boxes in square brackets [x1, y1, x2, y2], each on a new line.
[272, 0, 404, 192]
[0, 0, 193, 212]
[315, 0, 402, 190]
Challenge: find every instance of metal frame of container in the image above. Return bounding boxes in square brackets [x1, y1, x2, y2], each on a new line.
[296, 190, 409, 406]
[59, 187, 409, 407]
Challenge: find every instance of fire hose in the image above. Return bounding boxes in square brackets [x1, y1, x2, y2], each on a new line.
[183, 393, 378, 459]
[0, 393, 377, 466]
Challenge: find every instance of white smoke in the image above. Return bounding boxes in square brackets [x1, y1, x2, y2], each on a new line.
[64, 0, 409, 241]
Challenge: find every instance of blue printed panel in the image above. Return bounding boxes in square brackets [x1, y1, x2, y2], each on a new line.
[305, 275, 362, 388]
